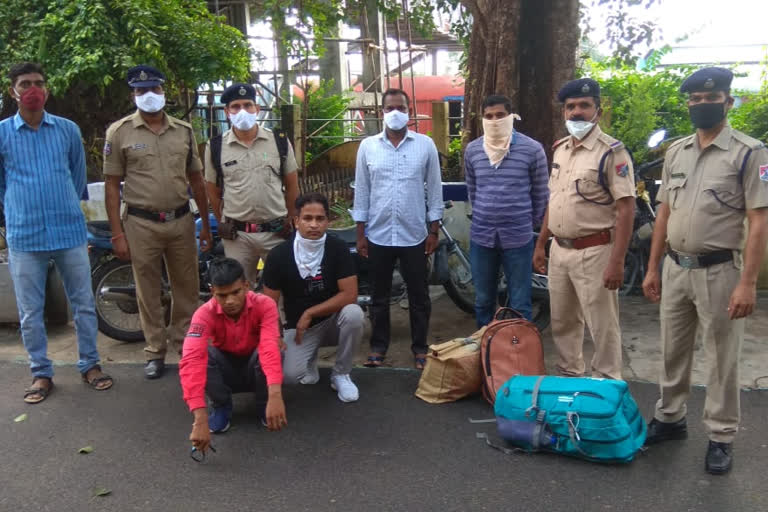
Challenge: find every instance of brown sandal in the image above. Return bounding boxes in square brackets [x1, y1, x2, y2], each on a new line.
[24, 377, 53, 404]
[414, 354, 427, 371]
[363, 353, 386, 368]
[82, 365, 114, 391]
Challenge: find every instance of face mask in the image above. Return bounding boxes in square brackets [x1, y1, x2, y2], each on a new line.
[565, 111, 598, 140]
[688, 102, 727, 130]
[14, 87, 46, 111]
[230, 109, 259, 131]
[384, 109, 409, 131]
[135, 92, 165, 113]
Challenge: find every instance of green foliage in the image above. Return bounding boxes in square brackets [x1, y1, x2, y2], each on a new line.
[580, 53, 695, 164]
[329, 198, 354, 228]
[580, 0, 662, 66]
[294, 80, 352, 163]
[731, 62, 768, 143]
[443, 136, 463, 181]
[0, 0, 250, 95]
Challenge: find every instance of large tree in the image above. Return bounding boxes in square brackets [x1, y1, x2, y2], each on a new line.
[0, 0, 250, 178]
[458, 0, 580, 156]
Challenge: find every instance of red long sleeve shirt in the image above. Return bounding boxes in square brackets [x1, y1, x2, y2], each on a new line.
[179, 291, 283, 412]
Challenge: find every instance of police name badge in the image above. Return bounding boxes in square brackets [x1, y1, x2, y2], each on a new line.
[760, 164, 768, 182]
[615, 162, 629, 177]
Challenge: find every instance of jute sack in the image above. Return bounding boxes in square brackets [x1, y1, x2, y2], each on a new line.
[415, 327, 486, 404]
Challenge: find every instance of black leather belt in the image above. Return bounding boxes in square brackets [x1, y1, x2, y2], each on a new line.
[232, 217, 286, 234]
[666, 247, 733, 269]
[127, 203, 190, 223]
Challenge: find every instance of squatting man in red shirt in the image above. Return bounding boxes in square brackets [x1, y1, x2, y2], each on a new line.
[179, 257, 287, 454]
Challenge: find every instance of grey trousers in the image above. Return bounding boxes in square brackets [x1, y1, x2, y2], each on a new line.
[283, 304, 365, 384]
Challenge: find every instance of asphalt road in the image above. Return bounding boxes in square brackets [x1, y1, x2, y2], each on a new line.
[1, 362, 766, 512]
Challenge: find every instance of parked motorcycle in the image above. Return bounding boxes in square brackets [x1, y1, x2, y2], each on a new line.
[87, 214, 222, 342]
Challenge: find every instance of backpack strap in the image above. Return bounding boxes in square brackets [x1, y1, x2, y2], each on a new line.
[210, 134, 224, 194]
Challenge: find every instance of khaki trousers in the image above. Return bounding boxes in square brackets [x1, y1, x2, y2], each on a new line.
[222, 231, 284, 285]
[549, 241, 623, 379]
[123, 212, 199, 361]
[655, 255, 744, 443]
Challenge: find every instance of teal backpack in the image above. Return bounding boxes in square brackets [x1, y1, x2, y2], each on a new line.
[492, 375, 647, 463]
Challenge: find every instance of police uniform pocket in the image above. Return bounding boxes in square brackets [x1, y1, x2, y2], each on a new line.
[573, 169, 612, 205]
[701, 179, 744, 213]
[125, 143, 155, 171]
[665, 175, 687, 210]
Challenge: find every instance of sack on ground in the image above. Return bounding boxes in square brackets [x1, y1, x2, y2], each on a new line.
[480, 308, 545, 404]
[494, 375, 647, 463]
[415, 327, 486, 404]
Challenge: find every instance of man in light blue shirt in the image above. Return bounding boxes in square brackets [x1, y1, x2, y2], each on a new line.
[0, 62, 113, 404]
[352, 88, 443, 370]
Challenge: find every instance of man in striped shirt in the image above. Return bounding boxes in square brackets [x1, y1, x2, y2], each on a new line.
[464, 95, 549, 326]
[0, 62, 113, 403]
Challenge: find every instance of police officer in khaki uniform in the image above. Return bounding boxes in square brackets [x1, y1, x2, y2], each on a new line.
[534, 78, 636, 380]
[642, 67, 768, 475]
[204, 83, 299, 284]
[103, 65, 211, 380]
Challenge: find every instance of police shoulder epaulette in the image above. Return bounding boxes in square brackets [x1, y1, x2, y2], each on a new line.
[598, 132, 625, 152]
[105, 115, 134, 137]
[731, 130, 765, 150]
[173, 117, 193, 129]
[666, 135, 692, 153]
[552, 136, 569, 151]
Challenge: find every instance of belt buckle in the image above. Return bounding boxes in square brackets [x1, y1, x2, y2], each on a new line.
[247, 223, 261, 233]
[677, 254, 697, 269]
[162, 210, 176, 222]
[558, 238, 574, 249]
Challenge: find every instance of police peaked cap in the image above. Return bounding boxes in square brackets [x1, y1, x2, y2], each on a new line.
[221, 83, 257, 105]
[679, 67, 733, 94]
[557, 78, 601, 103]
[126, 65, 165, 88]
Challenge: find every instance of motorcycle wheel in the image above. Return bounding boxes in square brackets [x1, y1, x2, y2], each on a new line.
[442, 245, 475, 315]
[92, 259, 170, 342]
[619, 249, 641, 296]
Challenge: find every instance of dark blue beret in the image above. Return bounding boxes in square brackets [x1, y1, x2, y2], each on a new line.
[126, 65, 165, 88]
[221, 83, 256, 105]
[680, 67, 733, 94]
[557, 78, 600, 102]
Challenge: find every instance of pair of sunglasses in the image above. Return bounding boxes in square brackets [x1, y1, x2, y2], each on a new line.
[190, 444, 217, 463]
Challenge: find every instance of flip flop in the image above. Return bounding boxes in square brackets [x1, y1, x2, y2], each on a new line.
[414, 355, 427, 371]
[24, 377, 53, 404]
[82, 365, 114, 391]
[363, 353, 386, 368]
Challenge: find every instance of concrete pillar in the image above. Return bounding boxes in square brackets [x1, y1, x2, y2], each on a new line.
[319, 21, 349, 95]
[281, 104, 303, 170]
[360, 0, 385, 135]
[431, 101, 449, 157]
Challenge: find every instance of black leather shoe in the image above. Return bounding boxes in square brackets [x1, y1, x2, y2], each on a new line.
[705, 441, 733, 475]
[645, 417, 688, 445]
[144, 359, 165, 380]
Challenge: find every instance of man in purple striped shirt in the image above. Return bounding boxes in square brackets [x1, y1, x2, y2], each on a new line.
[464, 95, 549, 326]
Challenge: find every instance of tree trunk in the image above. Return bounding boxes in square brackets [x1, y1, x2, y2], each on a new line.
[460, 0, 580, 173]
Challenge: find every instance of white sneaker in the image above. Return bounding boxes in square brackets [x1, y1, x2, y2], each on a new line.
[330, 373, 359, 403]
[299, 359, 319, 385]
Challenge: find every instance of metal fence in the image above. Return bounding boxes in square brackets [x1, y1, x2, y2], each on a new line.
[299, 167, 355, 203]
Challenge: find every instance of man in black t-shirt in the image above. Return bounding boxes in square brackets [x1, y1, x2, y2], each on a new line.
[262, 193, 364, 402]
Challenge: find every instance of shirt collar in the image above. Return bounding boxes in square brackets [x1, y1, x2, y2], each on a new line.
[377, 129, 415, 144]
[13, 111, 55, 131]
[690, 124, 732, 151]
[130, 110, 172, 131]
[225, 126, 269, 146]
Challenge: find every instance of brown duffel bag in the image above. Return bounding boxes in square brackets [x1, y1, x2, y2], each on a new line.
[480, 308, 546, 405]
[415, 327, 486, 404]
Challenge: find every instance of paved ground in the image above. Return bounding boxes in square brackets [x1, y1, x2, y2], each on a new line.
[0, 363, 766, 512]
[2, 291, 768, 389]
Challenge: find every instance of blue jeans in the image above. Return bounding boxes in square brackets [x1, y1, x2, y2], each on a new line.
[8, 244, 100, 378]
[470, 238, 534, 328]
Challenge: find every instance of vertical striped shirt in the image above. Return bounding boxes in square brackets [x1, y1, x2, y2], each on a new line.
[464, 131, 549, 249]
[352, 130, 444, 247]
[0, 112, 87, 251]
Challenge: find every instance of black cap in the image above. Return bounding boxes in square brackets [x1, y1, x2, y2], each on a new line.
[680, 67, 733, 94]
[126, 65, 165, 88]
[221, 83, 256, 105]
[557, 78, 600, 103]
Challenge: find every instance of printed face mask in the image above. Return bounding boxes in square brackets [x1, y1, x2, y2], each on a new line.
[384, 109, 409, 131]
[14, 86, 46, 111]
[135, 92, 165, 113]
[230, 109, 259, 131]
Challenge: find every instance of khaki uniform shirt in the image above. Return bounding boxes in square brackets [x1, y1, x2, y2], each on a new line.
[103, 111, 203, 211]
[659, 125, 768, 253]
[204, 127, 298, 223]
[548, 125, 636, 239]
